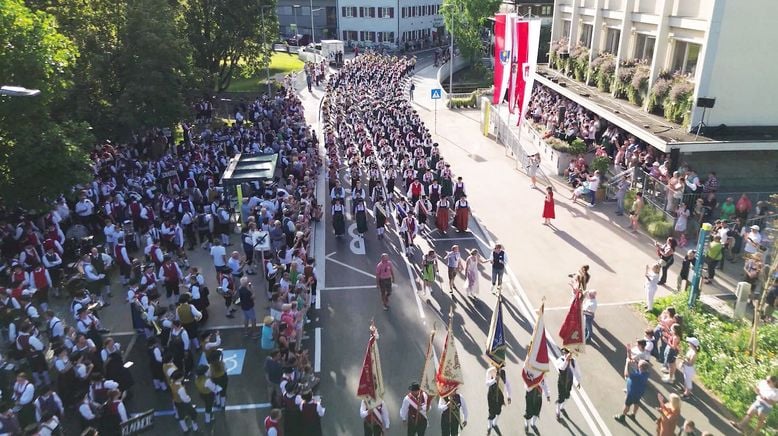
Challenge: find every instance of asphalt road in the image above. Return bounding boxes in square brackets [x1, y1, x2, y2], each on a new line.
[315, 138, 596, 435]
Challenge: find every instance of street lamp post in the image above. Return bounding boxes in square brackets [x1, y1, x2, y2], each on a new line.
[293, 5, 301, 45]
[309, 0, 315, 43]
[0, 86, 41, 97]
[260, 6, 273, 95]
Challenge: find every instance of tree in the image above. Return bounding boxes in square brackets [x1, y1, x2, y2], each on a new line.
[28, 0, 127, 140]
[115, 0, 192, 132]
[440, 0, 501, 62]
[0, 0, 92, 209]
[184, 0, 279, 92]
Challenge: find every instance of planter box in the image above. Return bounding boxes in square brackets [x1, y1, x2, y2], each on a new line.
[519, 123, 594, 176]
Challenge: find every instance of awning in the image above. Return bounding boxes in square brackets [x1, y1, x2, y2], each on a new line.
[219, 153, 278, 186]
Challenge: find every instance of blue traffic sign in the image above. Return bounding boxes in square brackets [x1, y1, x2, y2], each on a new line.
[431, 88, 442, 100]
[199, 349, 247, 375]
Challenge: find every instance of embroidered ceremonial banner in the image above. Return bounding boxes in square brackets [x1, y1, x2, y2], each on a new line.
[420, 331, 439, 397]
[357, 325, 385, 408]
[436, 317, 463, 398]
[559, 290, 586, 354]
[524, 302, 550, 373]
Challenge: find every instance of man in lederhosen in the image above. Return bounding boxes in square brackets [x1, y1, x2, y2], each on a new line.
[438, 388, 468, 436]
[400, 382, 429, 436]
[360, 398, 390, 435]
[555, 348, 582, 421]
[486, 365, 511, 435]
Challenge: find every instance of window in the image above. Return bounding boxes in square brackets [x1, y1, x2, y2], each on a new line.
[672, 41, 701, 75]
[278, 6, 292, 15]
[633, 34, 656, 60]
[579, 23, 593, 47]
[402, 7, 406, 18]
[605, 28, 620, 54]
[378, 7, 393, 18]
[299, 7, 310, 15]
[378, 31, 395, 42]
[562, 20, 571, 38]
[541, 5, 552, 15]
[342, 7, 357, 18]
[343, 30, 357, 41]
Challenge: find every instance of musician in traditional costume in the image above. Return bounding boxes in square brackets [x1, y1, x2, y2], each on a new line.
[415, 195, 432, 227]
[355, 197, 368, 237]
[399, 212, 418, 257]
[522, 369, 551, 432]
[373, 197, 388, 240]
[485, 365, 511, 435]
[435, 197, 450, 233]
[453, 196, 470, 233]
[555, 348, 582, 420]
[400, 382, 429, 436]
[194, 364, 222, 424]
[361, 399, 390, 435]
[438, 388, 468, 436]
[299, 389, 325, 436]
[332, 198, 346, 237]
[170, 370, 199, 433]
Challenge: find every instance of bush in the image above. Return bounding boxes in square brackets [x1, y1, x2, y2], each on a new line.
[591, 155, 610, 175]
[447, 93, 477, 109]
[647, 292, 778, 431]
[590, 53, 616, 92]
[647, 219, 673, 239]
[547, 137, 586, 155]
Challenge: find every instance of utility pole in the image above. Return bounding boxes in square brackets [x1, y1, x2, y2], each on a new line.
[449, 13, 455, 95]
[310, 0, 315, 43]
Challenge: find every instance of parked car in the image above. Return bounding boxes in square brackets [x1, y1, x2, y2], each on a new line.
[284, 34, 311, 46]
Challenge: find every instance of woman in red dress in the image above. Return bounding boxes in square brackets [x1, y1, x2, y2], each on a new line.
[542, 186, 556, 225]
[436, 197, 450, 233]
[453, 196, 470, 232]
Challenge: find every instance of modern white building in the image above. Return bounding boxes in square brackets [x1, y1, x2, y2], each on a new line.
[542, 0, 778, 189]
[337, 0, 445, 47]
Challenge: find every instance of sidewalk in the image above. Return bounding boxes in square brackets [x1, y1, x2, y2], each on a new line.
[410, 64, 735, 434]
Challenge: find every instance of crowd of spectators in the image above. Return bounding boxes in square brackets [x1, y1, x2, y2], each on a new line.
[0, 82, 325, 434]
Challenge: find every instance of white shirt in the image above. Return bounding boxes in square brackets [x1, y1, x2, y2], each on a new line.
[555, 356, 582, 386]
[743, 230, 762, 254]
[756, 380, 778, 405]
[485, 366, 512, 399]
[399, 391, 429, 421]
[210, 245, 227, 267]
[582, 296, 597, 315]
[13, 381, 35, 404]
[437, 396, 468, 421]
[360, 401, 390, 429]
[78, 401, 96, 420]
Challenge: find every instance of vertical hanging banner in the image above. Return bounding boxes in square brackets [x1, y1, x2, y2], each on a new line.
[511, 20, 541, 126]
[493, 14, 516, 105]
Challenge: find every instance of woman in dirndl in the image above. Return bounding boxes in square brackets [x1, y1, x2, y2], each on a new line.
[454, 196, 470, 233]
[436, 197, 450, 233]
[354, 198, 368, 237]
[420, 250, 438, 294]
[332, 198, 346, 237]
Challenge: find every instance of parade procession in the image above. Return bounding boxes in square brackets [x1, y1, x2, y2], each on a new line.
[2, 0, 778, 434]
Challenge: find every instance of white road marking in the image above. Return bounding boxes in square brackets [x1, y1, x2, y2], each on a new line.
[122, 334, 137, 361]
[154, 402, 272, 416]
[348, 223, 366, 255]
[544, 300, 643, 311]
[325, 253, 376, 279]
[321, 284, 395, 291]
[314, 327, 322, 372]
[426, 236, 477, 241]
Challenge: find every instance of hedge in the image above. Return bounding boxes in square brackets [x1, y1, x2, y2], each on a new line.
[646, 291, 778, 433]
[624, 189, 673, 239]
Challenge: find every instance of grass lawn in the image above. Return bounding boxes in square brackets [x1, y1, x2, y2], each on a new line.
[227, 53, 305, 93]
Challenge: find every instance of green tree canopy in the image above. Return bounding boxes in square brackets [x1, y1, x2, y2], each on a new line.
[0, 0, 92, 209]
[441, 0, 501, 62]
[185, 0, 279, 92]
[116, 0, 192, 132]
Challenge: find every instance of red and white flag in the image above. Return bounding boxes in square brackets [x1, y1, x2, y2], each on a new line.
[509, 19, 541, 123]
[524, 302, 550, 372]
[558, 290, 586, 354]
[492, 14, 515, 105]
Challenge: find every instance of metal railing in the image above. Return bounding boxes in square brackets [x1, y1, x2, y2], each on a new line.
[491, 105, 554, 188]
